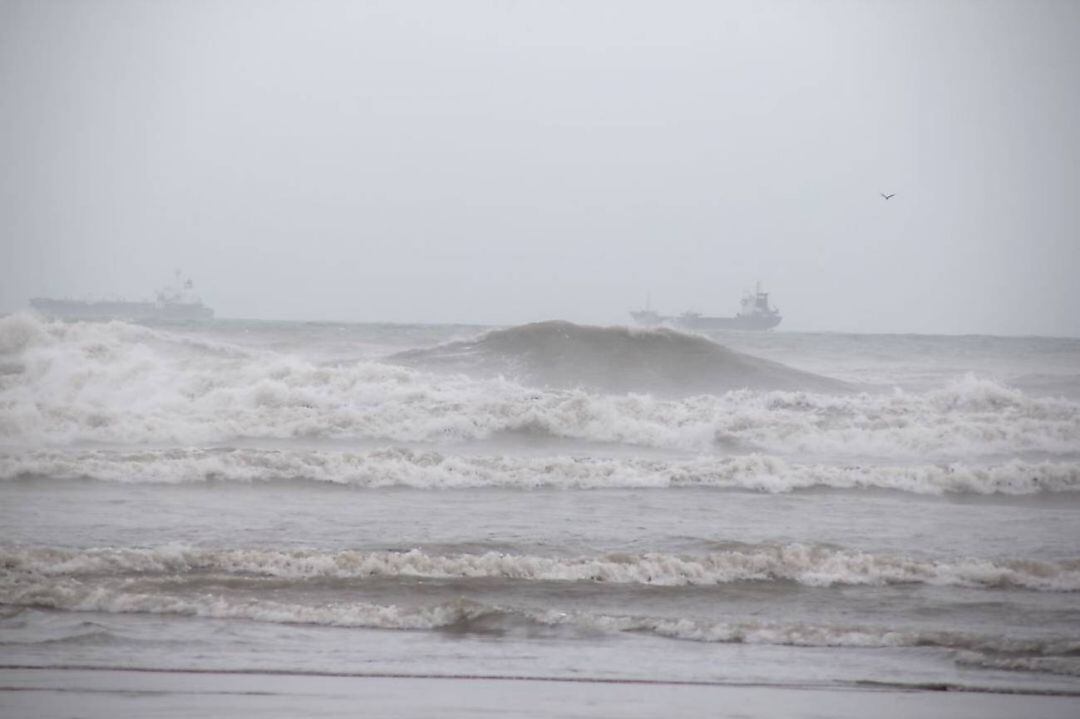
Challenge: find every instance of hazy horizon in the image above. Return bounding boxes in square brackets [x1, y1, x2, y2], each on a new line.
[2, 0, 1078, 336]
[4, 5, 1080, 710]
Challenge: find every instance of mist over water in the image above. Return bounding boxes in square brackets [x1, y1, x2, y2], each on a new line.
[3, 0, 1080, 713]
[3, 1, 1079, 337]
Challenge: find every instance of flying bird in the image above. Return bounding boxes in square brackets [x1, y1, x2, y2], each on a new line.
[881, 193, 896, 200]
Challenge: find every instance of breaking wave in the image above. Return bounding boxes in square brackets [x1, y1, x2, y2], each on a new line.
[2, 315, 1078, 459]
[390, 320, 850, 396]
[2, 580, 1078, 676]
[5, 544, 1079, 591]
[3, 447, 1079, 495]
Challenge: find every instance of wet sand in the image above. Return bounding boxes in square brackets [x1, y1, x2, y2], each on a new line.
[2, 668, 1078, 719]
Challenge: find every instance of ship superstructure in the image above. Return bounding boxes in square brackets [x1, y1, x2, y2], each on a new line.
[631, 284, 782, 331]
[30, 273, 214, 321]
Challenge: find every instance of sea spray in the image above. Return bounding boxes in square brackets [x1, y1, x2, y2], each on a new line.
[1, 317, 1077, 457]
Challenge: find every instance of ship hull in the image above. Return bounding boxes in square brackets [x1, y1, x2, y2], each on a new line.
[631, 285, 782, 331]
[30, 299, 214, 321]
[672, 314, 781, 331]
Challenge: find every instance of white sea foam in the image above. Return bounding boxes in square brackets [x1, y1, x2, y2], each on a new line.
[2, 576, 1077, 671]
[954, 651, 1080, 678]
[2, 315, 1078, 458]
[0, 578, 485, 632]
[3, 447, 1078, 495]
[575, 613, 1080, 658]
[5, 545, 1079, 591]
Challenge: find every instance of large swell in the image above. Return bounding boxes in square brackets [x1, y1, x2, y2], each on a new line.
[390, 320, 851, 396]
[2, 314, 1078, 461]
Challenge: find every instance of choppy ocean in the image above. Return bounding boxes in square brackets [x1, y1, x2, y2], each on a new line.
[2, 314, 1080, 702]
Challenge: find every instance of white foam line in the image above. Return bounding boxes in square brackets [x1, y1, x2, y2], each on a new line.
[5, 544, 1079, 591]
[3, 448, 1078, 495]
[2, 314, 1078, 456]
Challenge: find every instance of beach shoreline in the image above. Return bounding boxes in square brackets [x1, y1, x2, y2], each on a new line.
[3, 667, 1078, 718]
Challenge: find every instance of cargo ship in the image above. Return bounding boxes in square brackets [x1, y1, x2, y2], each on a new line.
[631, 284, 782, 331]
[30, 274, 214, 321]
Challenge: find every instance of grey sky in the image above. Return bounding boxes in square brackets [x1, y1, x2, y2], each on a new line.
[2, 0, 1078, 335]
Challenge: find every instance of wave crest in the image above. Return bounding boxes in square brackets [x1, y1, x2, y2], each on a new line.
[391, 321, 849, 397]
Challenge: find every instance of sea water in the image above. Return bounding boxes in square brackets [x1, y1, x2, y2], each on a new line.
[1, 314, 1079, 699]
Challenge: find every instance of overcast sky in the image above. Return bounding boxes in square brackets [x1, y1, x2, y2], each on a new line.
[2, 0, 1078, 335]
